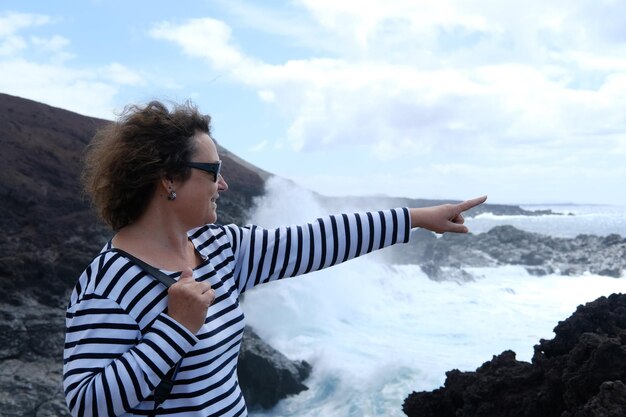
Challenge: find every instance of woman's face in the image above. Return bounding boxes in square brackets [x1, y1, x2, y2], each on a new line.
[175, 132, 228, 227]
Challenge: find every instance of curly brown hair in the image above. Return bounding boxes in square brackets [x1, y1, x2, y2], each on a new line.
[83, 100, 211, 230]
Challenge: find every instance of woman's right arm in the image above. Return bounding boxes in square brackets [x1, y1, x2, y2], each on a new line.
[63, 290, 197, 416]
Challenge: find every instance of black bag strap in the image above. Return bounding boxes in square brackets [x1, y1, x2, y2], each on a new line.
[104, 248, 182, 413]
[109, 248, 177, 288]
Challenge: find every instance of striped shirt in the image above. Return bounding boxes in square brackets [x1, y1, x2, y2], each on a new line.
[63, 208, 411, 416]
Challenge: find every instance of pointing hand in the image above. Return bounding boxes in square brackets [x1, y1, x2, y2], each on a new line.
[409, 195, 487, 234]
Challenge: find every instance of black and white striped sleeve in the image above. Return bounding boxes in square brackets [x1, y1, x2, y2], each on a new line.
[227, 208, 411, 293]
[63, 294, 197, 416]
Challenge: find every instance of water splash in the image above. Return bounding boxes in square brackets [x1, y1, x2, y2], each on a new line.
[243, 178, 626, 416]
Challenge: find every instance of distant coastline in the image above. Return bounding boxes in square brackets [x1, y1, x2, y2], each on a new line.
[318, 194, 561, 217]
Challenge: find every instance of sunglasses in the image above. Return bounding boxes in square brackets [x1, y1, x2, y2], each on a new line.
[187, 161, 221, 182]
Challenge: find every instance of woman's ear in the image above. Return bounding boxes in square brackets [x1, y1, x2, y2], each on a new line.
[159, 177, 174, 192]
[160, 176, 174, 192]
[160, 176, 177, 201]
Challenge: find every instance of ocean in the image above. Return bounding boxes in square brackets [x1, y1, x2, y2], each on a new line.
[243, 178, 626, 417]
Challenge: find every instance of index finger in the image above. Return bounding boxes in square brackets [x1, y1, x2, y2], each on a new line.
[456, 195, 487, 212]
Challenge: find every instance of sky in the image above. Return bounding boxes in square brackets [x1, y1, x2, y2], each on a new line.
[1, 0, 625, 205]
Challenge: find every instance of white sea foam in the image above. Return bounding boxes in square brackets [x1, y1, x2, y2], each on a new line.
[244, 178, 626, 417]
[467, 204, 626, 238]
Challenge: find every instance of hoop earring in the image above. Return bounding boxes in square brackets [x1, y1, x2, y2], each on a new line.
[167, 190, 177, 201]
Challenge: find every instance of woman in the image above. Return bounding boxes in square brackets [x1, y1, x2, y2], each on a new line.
[63, 100, 486, 416]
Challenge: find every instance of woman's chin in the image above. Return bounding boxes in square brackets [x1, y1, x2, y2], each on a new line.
[206, 211, 218, 224]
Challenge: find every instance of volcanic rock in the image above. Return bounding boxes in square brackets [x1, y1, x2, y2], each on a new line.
[390, 225, 625, 281]
[403, 293, 626, 417]
[238, 327, 312, 410]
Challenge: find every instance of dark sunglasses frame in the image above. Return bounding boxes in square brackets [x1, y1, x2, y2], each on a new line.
[187, 161, 221, 182]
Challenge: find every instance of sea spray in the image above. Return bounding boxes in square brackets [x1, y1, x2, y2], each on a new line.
[467, 204, 626, 238]
[243, 177, 626, 417]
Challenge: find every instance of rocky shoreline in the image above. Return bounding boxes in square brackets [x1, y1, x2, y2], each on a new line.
[2, 93, 625, 416]
[385, 225, 625, 281]
[403, 293, 626, 417]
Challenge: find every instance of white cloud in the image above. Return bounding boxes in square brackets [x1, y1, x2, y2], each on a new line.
[150, 5, 626, 168]
[0, 12, 53, 56]
[101, 62, 144, 86]
[249, 140, 268, 152]
[30, 34, 69, 51]
[1, 2, 623, 203]
[0, 11, 50, 37]
[149, 18, 250, 70]
[0, 34, 26, 55]
[219, 0, 330, 52]
[0, 11, 147, 118]
[30, 34, 74, 62]
[565, 51, 626, 72]
[0, 58, 119, 117]
[258, 89, 275, 102]
[145, 1, 626, 204]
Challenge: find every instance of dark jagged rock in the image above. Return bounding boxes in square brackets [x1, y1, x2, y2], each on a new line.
[568, 381, 626, 417]
[403, 293, 626, 417]
[0, 301, 68, 417]
[0, 93, 305, 416]
[390, 225, 626, 281]
[238, 327, 312, 410]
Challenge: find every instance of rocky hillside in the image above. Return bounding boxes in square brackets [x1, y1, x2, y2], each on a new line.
[0, 93, 304, 416]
